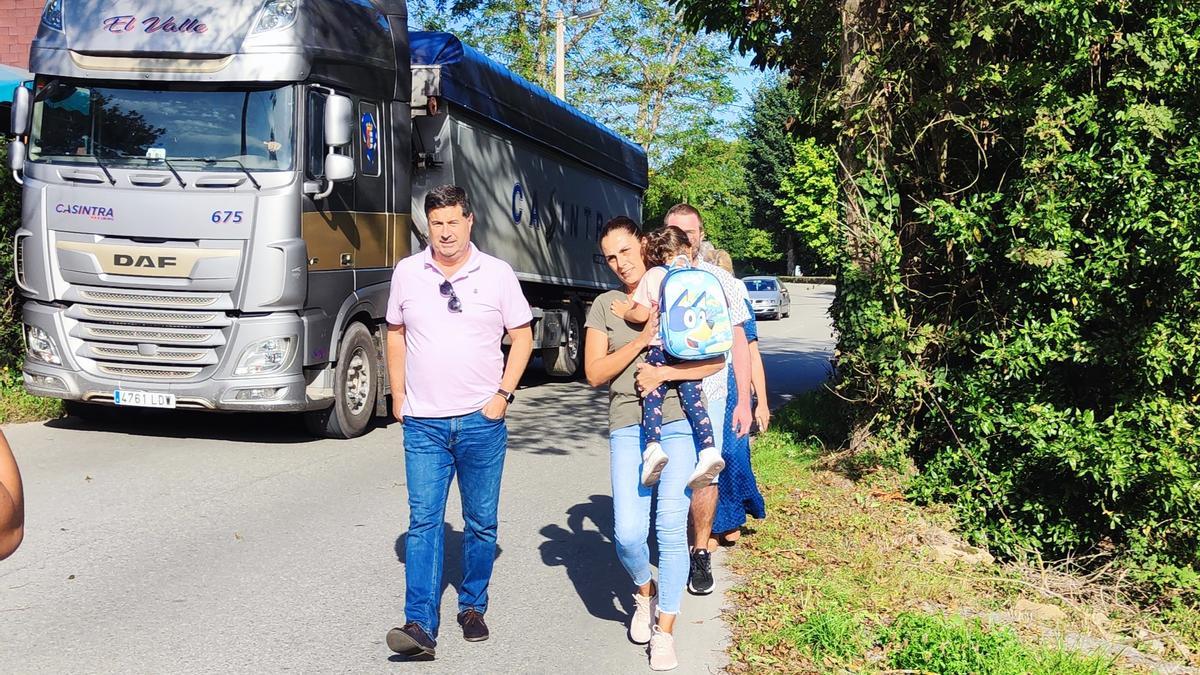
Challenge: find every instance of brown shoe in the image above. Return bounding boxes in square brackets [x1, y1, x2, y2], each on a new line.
[457, 609, 489, 642]
[386, 622, 436, 658]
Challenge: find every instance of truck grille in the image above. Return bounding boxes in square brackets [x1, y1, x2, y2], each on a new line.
[68, 299, 229, 382]
[82, 326, 213, 343]
[87, 344, 210, 363]
[80, 306, 221, 325]
[97, 364, 204, 380]
[77, 288, 221, 308]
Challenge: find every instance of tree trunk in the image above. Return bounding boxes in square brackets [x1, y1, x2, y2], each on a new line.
[785, 230, 797, 276]
[838, 0, 891, 451]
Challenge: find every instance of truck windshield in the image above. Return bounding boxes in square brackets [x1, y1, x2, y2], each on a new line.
[29, 79, 295, 171]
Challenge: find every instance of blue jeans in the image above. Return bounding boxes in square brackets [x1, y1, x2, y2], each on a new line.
[402, 410, 508, 638]
[610, 418, 695, 614]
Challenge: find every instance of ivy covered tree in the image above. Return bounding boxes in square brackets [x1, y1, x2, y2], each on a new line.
[675, 0, 1200, 597]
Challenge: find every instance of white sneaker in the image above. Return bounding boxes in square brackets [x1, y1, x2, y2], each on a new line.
[648, 625, 678, 671]
[687, 447, 725, 490]
[629, 591, 657, 644]
[641, 442, 669, 487]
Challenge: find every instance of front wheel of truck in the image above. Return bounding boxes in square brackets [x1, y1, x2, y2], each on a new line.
[304, 322, 379, 439]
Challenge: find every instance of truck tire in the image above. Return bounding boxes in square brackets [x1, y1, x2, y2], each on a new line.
[304, 322, 378, 439]
[543, 303, 584, 378]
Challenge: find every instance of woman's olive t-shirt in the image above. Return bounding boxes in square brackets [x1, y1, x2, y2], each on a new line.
[586, 289, 687, 433]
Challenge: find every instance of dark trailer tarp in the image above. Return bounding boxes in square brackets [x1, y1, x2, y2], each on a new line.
[409, 31, 649, 191]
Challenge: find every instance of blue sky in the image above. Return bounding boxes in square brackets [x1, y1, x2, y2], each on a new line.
[720, 51, 775, 135]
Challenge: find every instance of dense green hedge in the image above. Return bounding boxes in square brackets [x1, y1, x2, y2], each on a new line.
[0, 140, 22, 369]
[828, 2, 1200, 595]
[676, 0, 1200, 597]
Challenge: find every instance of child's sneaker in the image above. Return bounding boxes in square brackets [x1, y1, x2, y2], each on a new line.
[641, 442, 669, 486]
[687, 447, 724, 490]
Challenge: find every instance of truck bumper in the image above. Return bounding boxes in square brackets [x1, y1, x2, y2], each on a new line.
[20, 302, 321, 413]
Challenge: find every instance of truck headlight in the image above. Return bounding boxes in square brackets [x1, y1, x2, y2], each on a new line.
[25, 325, 62, 365]
[252, 0, 300, 33]
[41, 0, 63, 31]
[234, 337, 294, 376]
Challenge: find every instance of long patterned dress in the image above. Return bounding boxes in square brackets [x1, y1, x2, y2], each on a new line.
[713, 301, 767, 535]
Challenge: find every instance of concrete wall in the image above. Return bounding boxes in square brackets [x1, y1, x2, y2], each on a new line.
[0, 1, 44, 69]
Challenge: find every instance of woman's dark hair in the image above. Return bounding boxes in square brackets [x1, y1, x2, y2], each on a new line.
[424, 185, 473, 217]
[599, 215, 642, 241]
[642, 226, 692, 267]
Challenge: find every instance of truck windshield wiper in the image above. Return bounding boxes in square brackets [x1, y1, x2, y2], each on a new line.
[216, 157, 261, 191]
[161, 157, 187, 188]
[167, 157, 261, 191]
[86, 154, 117, 185]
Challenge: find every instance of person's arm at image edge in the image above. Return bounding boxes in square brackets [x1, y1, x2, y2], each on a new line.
[0, 430, 24, 560]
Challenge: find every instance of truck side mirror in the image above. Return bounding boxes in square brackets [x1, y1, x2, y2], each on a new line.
[324, 153, 354, 182]
[10, 86, 30, 137]
[9, 138, 26, 176]
[311, 152, 354, 200]
[323, 94, 352, 147]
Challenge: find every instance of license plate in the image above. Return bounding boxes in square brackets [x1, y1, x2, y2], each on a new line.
[113, 389, 176, 409]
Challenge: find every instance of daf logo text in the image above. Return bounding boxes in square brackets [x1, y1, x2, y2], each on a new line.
[113, 255, 178, 269]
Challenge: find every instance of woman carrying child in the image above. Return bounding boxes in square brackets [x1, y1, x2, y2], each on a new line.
[584, 218, 723, 671]
[610, 226, 727, 491]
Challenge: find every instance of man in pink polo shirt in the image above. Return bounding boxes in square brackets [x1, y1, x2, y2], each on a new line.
[384, 185, 534, 659]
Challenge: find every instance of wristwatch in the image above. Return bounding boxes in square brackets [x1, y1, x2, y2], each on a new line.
[496, 388, 515, 404]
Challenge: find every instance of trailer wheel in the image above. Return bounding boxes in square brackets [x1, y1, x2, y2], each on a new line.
[304, 322, 378, 439]
[543, 304, 584, 378]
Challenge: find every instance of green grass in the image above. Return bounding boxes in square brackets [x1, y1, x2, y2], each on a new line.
[723, 390, 1185, 674]
[883, 612, 1112, 675]
[783, 605, 869, 663]
[0, 367, 62, 423]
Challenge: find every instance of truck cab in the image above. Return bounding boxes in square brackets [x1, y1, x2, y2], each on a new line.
[10, 0, 412, 437]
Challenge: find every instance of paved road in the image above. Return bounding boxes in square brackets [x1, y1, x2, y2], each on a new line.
[0, 284, 834, 674]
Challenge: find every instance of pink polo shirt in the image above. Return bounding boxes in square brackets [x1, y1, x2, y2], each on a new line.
[386, 244, 533, 418]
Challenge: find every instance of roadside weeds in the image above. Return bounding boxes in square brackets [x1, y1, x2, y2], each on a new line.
[723, 391, 1199, 674]
[0, 366, 61, 424]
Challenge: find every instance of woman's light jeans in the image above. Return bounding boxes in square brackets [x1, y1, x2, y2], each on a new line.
[609, 418, 696, 614]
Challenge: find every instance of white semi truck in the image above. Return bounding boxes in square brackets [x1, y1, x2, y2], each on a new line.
[7, 0, 648, 437]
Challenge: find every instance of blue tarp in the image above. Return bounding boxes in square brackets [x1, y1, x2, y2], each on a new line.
[0, 64, 31, 104]
[410, 31, 649, 190]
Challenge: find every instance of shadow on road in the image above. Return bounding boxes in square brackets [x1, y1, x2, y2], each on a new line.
[759, 347, 835, 410]
[509, 368, 611, 456]
[538, 493, 638, 627]
[42, 405, 398, 444]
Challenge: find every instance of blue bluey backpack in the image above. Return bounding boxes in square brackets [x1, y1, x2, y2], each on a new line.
[658, 259, 735, 360]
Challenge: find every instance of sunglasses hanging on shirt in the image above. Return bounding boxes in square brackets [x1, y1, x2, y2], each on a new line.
[439, 280, 463, 313]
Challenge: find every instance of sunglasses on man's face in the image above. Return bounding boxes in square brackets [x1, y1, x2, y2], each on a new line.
[439, 280, 463, 313]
